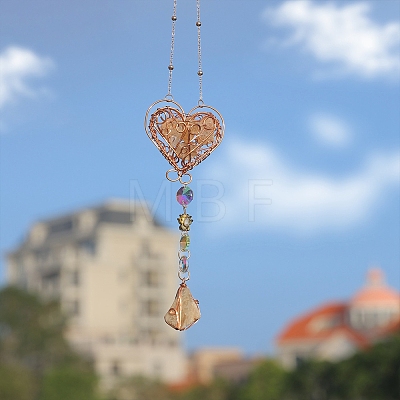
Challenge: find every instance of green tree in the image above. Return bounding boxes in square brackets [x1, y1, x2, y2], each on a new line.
[286, 359, 338, 400]
[0, 364, 36, 400]
[40, 366, 99, 400]
[239, 359, 287, 400]
[0, 286, 72, 372]
[335, 334, 400, 400]
[180, 379, 235, 400]
[285, 333, 400, 400]
[0, 286, 100, 400]
[109, 376, 174, 400]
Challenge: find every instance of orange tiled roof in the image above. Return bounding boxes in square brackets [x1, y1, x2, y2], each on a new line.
[276, 302, 346, 343]
[276, 302, 368, 348]
[276, 269, 400, 349]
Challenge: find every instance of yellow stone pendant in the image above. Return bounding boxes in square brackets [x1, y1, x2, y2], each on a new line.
[164, 283, 201, 331]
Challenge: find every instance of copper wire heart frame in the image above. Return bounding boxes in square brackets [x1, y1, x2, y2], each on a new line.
[144, 99, 224, 176]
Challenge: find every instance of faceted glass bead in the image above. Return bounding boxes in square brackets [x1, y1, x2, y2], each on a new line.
[180, 256, 189, 273]
[180, 234, 190, 251]
[177, 186, 194, 206]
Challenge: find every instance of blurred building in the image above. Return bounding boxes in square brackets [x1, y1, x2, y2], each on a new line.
[6, 200, 186, 387]
[276, 268, 400, 368]
[189, 347, 244, 385]
[213, 357, 263, 384]
[169, 347, 255, 391]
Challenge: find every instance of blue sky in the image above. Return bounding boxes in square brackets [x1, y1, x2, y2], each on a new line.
[1, 0, 399, 354]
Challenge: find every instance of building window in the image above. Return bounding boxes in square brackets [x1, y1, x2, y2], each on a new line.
[102, 335, 116, 344]
[66, 300, 80, 317]
[99, 210, 132, 225]
[142, 299, 160, 317]
[139, 241, 160, 260]
[80, 240, 96, 255]
[36, 249, 50, 264]
[295, 355, 305, 367]
[143, 270, 159, 287]
[141, 328, 161, 343]
[73, 300, 79, 316]
[111, 361, 121, 376]
[42, 270, 60, 295]
[153, 361, 162, 377]
[140, 241, 151, 258]
[70, 270, 79, 286]
[49, 219, 73, 234]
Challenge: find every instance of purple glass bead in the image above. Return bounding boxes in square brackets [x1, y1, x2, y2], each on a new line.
[176, 186, 193, 206]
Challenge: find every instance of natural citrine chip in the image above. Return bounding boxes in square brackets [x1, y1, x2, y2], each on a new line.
[164, 283, 201, 331]
[180, 234, 190, 251]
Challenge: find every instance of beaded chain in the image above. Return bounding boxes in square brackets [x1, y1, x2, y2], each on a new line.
[144, 0, 224, 331]
[167, 0, 204, 104]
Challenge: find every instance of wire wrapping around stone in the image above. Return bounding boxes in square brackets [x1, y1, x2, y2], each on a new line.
[146, 102, 224, 175]
[164, 283, 200, 331]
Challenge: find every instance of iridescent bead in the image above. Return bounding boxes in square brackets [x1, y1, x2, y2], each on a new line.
[180, 234, 190, 251]
[180, 256, 189, 273]
[176, 186, 193, 206]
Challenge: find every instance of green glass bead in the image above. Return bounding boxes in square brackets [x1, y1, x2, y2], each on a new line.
[180, 234, 190, 251]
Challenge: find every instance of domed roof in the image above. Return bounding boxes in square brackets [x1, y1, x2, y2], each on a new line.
[350, 268, 400, 308]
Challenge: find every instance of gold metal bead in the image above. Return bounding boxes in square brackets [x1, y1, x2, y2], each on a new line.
[172, 15, 177, 21]
[178, 213, 193, 231]
[196, 21, 201, 27]
[168, 65, 174, 71]
[197, 70, 203, 76]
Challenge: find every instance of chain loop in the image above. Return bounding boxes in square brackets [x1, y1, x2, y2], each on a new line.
[178, 270, 190, 283]
[166, 169, 193, 184]
[179, 173, 192, 185]
[196, 0, 203, 102]
[178, 250, 191, 260]
[166, 0, 204, 102]
[167, 0, 178, 96]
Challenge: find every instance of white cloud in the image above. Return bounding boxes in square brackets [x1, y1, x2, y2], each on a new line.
[0, 46, 54, 109]
[203, 137, 399, 235]
[264, 1, 400, 79]
[310, 113, 352, 147]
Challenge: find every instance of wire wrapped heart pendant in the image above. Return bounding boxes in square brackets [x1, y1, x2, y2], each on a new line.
[144, 0, 225, 332]
[144, 99, 224, 176]
[164, 282, 201, 331]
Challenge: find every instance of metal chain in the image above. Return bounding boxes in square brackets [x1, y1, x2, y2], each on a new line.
[167, 0, 178, 97]
[166, 0, 204, 103]
[196, 0, 203, 104]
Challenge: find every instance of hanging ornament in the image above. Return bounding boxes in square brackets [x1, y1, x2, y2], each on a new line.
[144, 0, 224, 331]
